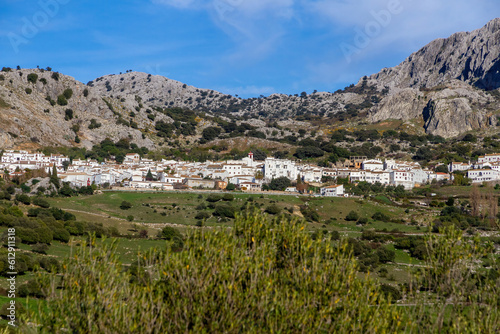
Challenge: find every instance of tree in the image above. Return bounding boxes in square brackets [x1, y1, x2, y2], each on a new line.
[294, 146, 325, 159]
[269, 177, 291, 191]
[57, 95, 68, 106]
[120, 201, 132, 210]
[62, 160, 70, 171]
[64, 109, 73, 120]
[50, 165, 60, 189]
[201, 127, 222, 142]
[145, 169, 154, 181]
[345, 211, 359, 221]
[63, 88, 73, 99]
[27, 73, 38, 84]
[435, 165, 449, 173]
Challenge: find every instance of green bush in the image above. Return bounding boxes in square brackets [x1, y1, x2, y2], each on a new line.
[27, 73, 38, 84]
[222, 194, 234, 201]
[57, 95, 68, 106]
[120, 201, 132, 210]
[265, 204, 281, 215]
[345, 210, 359, 221]
[213, 204, 237, 218]
[32, 197, 50, 208]
[195, 211, 210, 220]
[63, 88, 73, 99]
[158, 226, 183, 241]
[206, 194, 222, 203]
[25, 87, 32, 94]
[15, 194, 31, 205]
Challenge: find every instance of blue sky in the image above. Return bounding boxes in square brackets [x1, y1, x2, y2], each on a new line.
[1, 0, 499, 97]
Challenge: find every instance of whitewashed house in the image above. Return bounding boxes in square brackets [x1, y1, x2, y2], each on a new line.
[320, 184, 344, 197]
[264, 158, 298, 182]
[467, 169, 500, 183]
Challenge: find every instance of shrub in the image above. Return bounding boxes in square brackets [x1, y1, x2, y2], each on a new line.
[57, 95, 68, 106]
[31, 243, 49, 254]
[265, 204, 281, 215]
[32, 197, 50, 208]
[195, 211, 210, 220]
[213, 204, 237, 218]
[83, 88, 89, 97]
[15, 194, 31, 205]
[63, 88, 73, 99]
[345, 211, 359, 221]
[372, 211, 390, 221]
[206, 194, 222, 203]
[51, 72, 59, 81]
[379, 284, 401, 301]
[158, 226, 183, 241]
[222, 194, 234, 201]
[120, 201, 132, 210]
[25, 87, 32, 94]
[64, 108, 73, 120]
[88, 118, 102, 129]
[27, 73, 38, 84]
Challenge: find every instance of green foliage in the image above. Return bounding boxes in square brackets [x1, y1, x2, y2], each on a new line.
[201, 126, 222, 142]
[31, 214, 405, 333]
[27, 73, 38, 84]
[269, 176, 291, 191]
[57, 94, 68, 106]
[345, 210, 359, 221]
[294, 146, 325, 159]
[25, 87, 32, 94]
[15, 193, 31, 205]
[213, 204, 237, 218]
[159, 226, 183, 242]
[62, 88, 73, 99]
[372, 211, 390, 221]
[64, 108, 73, 120]
[88, 119, 102, 129]
[222, 194, 234, 201]
[120, 201, 132, 210]
[206, 194, 222, 202]
[265, 204, 281, 215]
[32, 197, 50, 208]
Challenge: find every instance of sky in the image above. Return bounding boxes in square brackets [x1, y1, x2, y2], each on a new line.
[1, 0, 499, 98]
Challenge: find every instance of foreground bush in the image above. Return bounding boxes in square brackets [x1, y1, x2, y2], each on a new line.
[30, 213, 401, 333]
[27, 215, 500, 333]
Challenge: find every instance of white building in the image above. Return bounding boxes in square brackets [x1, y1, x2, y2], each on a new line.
[448, 162, 472, 172]
[320, 184, 344, 197]
[264, 158, 298, 182]
[467, 169, 500, 183]
[362, 159, 384, 171]
[478, 154, 500, 164]
[390, 170, 415, 190]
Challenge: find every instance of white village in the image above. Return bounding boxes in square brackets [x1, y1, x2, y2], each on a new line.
[2, 149, 499, 196]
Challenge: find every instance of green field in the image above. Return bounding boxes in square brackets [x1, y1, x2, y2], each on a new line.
[45, 191, 430, 236]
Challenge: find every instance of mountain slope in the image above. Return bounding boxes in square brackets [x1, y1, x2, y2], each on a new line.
[0, 68, 155, 150]
[1, 18, 500, 151]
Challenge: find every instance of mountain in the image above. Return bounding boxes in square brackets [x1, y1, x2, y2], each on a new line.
[1, 18, 500, 151]
[0, 69, 155, 150]
[367, 18, 500, 137]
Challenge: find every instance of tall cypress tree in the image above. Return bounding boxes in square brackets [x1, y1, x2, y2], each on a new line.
[50, 164, 60, 189]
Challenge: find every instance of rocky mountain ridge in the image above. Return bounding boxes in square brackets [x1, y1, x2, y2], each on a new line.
[1, 18, 500, 150]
